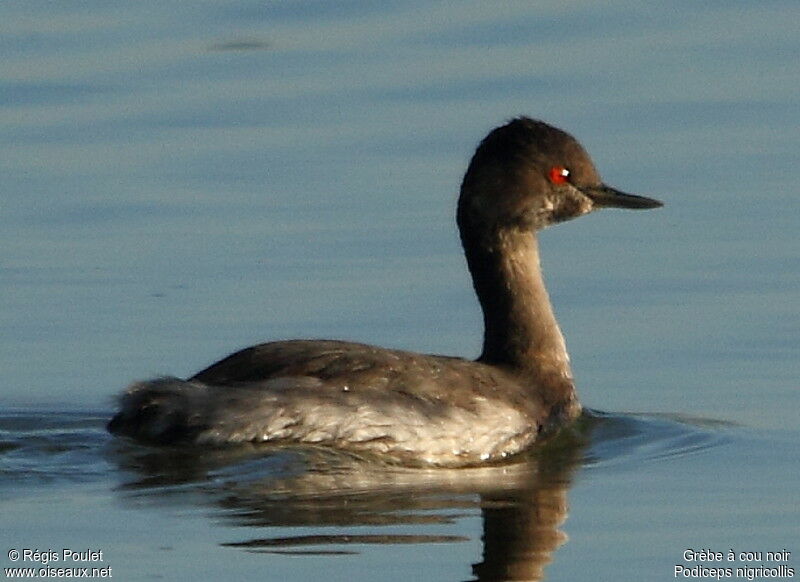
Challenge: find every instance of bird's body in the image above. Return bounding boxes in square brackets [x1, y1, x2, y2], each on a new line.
[115, 341, 551, 465]
[109, 117, 662, 466]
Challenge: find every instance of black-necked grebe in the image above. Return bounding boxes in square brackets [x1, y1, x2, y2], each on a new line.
[108, 117, 662, 466]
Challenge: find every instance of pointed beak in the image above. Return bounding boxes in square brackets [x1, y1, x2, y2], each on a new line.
[581, 184, 663, 210]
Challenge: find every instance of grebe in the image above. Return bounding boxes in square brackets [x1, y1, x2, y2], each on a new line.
[108, 117, 662, 466]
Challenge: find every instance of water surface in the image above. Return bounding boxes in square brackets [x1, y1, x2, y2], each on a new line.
[6, 409, 793, 581]
[2, 1, 798, 580]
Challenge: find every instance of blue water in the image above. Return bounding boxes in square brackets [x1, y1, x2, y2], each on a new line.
[1, 409, 796, 580]
[2, 1, 798, 580]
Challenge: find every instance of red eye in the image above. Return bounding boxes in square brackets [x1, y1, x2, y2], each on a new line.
[548, 166, 570, 185]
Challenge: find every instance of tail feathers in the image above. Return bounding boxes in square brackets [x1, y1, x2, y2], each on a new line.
[107, 377, 212, 443]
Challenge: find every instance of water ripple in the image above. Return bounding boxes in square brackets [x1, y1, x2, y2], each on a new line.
[579, 409, 734, 470]
[0, 409, 112, 487]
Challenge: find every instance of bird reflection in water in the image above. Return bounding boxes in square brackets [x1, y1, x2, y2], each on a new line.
[110, 415, 594, 581]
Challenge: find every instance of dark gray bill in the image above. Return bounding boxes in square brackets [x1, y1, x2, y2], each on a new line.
[582, 184, 663, 209]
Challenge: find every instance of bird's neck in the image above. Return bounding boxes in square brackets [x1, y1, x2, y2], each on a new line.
[462, 227, 576, 401]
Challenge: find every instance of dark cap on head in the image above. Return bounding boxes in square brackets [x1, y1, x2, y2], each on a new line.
[458, 117, 662, 234]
